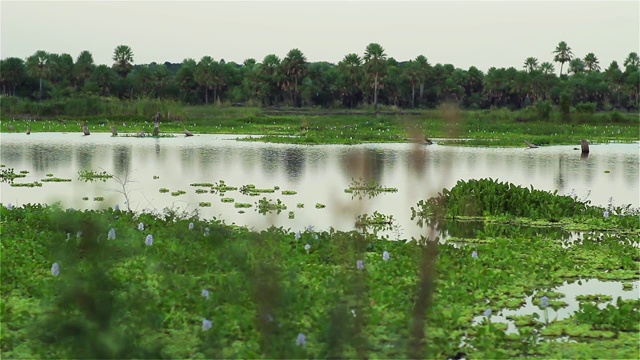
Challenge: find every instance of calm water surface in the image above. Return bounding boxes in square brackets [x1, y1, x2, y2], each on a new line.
[1, 133, 638, 239]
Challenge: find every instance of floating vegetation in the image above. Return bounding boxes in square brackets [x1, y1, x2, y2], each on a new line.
[78, 170, 113, 182]
[288, 211, 295, 219]
[355, 211, 394, 227]
[576, 294, 614, 303]
[82, 197, 89, 201]
[0, 164, 4, 167]
[190, 182, 214, 187]
[344, 177, 398, 199]
[238, 210, 245, 214]
[19, 170, 29, 174]
[153, 175, 160, 179]
[159, 188, 170, 193]
[0, 168, 27, 182]
[198, 202, 212, 207]
[10, 181, 42, 188]
[211, 180, 238, 194]
[234, 202, 252, 208]
[41, 177, 72, 182]
[221, 198, 234, 203]
[622, 283, 634, 290]
[195, 189, 208, 194]
[240, 184, 275, 196]
[282, 190, 297, 195]
[604, 170, 611, 173]
[46, 173, 53, 177]
[297, 203, 304, 208]
[274, 186, 280, 190]
[171, 190, 187, 197]
[256, 197, 287, 215]
[315, 203, 326, 209]
[93, 197, 105, 202]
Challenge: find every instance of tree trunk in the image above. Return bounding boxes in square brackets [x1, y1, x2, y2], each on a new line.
[205, 87, 209, 104]
[374, 75, 379, 115]
[39, 77, 43, 100]
[412, 84, 415, 108]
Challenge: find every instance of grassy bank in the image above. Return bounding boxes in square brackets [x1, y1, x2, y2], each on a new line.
[1, 97, 638, 146]
[2, 179, 639, 358]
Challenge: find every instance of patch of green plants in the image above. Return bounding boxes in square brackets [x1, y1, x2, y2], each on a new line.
[221, 198, 234, 203]
[297, 203, 304, 208]
[234, 202, 252, 208]
[282, 190, 297, 195]
[315, 203, 326, 209]
[288, 211, 295, 219]
[345, 178, 398, 199]
[240, 184, 275, 196]
[159, 188, 170, 193]
[46, 173, 53, 177]
[82, 196, 89, 201]
[171, 190, 187, 196]
[198, 202, 211, 207]
[256, 197, 287, 215]
[10, 181, 42, 188]
[78, 170, 113, 182]
[211, 180, 238, 194]
[576, 294, 614, 303]
[41, 177, 72, 182]
[355, 211, 394, 227]
[153, 175, 160, 179]
[195, 189, 208, 194]
[19, 170, 29, 174]
[0, 168, 27, 182]
[574, 297, 640, 332]
[622, 283, 634, 291]
[93, 197, 104, 201]
[190, 182, 214, 187]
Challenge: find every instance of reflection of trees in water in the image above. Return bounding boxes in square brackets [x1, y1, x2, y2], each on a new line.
[180, 147, 197, 174]
[113, 144, 132, 176]
[583, 154, 595, 186]
[31, 145, 73, 173]
[407, 145, 427, 176]
[340, 149, 385, 184]
[241, 148, 259, 175]
[284, 148, 306, 183]
[427, 218, 574, 241]
[260, 148, 281, 177]
[1, 146, 26, 165]
[622, 154, 639, 188]
[554, 155, 566, 192]
[466, 151, 478, 171]
[76, 144, 94, 169]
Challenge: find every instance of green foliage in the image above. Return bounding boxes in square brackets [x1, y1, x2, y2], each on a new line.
[344, 178, 398, 199]
[78, 170, 112, 182]
[575, 298, 640, 332]
[256, 197, 287, 215]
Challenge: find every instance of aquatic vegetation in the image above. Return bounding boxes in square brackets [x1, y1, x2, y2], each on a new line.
[234, 202, 252, 208]
[288, 211, 295, 219]
[159, 188, 170, 193]
[41, 177, 72, 182]
[93, 197, 104, 201]
[315, 203, 326, 209]
[0, 168, 27, 182]
[195, 189, 208, 194]
[355, 211, 394, 227]
[170, 190, 186, 196]
[198, 202, 212, 207]
[153, 175, 160, 179]
[256, 197, 287, 215]
[297, 203, 304, 208]
[19, 170, 29, 174]
[221, 198, 234, 203]
[78, 170, 113, 182]
[45, 173, 53, 177]
[575, 294, 614, 303]
[344, 178, 398, 199]
[282, 190, 297, 195]
[240, 184, 275, 196]
[211, 180, 238, 194]
[82, 197, 89, 201]
[10, 181, 42, 187]
[190, 182, 214, 187]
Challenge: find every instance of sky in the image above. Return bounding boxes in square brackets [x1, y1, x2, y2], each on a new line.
[1, 1, 638, 72]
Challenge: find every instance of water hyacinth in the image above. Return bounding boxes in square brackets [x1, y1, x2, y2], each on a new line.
[145, 234, 153, 246]
[107, 228, 116, 240]
[204, 227, 210, 236]
[6, 203, 12, 210]
[295, 230, 301, 240]
[306, 225, 314, 232]
[202, 318, 212, 331]
[51, 262, 60, 276]
[472, 250, 478, 259]
[138, 222, 145, 231]
[296, 333, 306, 347]
[483, 308, 492, 317]
[189, 222, 194, 230]
[383, 251, 390, 261]
[304, 243, 310, 251]
[114, 204, 120, 211]
[201, 289, 210, 299]
[541, 296, 549, 308]
[603, 210, 610, 218]
[357, 260, 364, 270]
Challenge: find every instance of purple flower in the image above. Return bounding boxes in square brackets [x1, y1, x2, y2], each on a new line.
[202, 318, 212, 331]
[483, 308, 492, 317]
[382, 251, 390, 261]
[6, 203, 12, 210]
[296, 332, 306, 347]
[603, 210, 610, 218]
[107, 228, 116, 240]
[145, 234, 153, 246]
[138, 222, 145, 231]
[306, 225, 314, 232]
[189, 222, 194, 230]
[304, 243, 311, 251]
[51, 262, 60, 276]
[541, 296, 549, 308]
[201, 289, 210, 299]
[357, 260, 364, 270]
[295, 230, 301, 240]
[472, 250, 478, 259]
[114, 204, 120, 211]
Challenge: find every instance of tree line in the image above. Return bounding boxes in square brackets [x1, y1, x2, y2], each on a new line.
[1, 42, 639, 112]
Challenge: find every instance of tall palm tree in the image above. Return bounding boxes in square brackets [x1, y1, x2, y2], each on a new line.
[568, 58, 585, 75]
[112, 45, 134, 78]
[26, 50, 50, 100]
[604, 61, 623, 106]
[74, 50, 95, 89]
[258, 54, 282, 105]
[523, 57, 539, 73]
[415, 55, 430, 102]
[553, 41, 573, 76]
[624, 52, 640, 70]
[404, 60, 420, 108]
[195, 56, 216, 104]
[583, 53, 600, 72]
[363, 43, 387, 114]
[282, 48, 308, 107]
[338, 53, 363, 108]
[539, 62, 556, 99]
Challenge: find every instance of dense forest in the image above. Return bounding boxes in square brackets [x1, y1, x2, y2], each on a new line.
[1, 42, 639, 112]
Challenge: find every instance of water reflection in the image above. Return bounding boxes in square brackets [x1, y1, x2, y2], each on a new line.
[0, 134, 637, 239]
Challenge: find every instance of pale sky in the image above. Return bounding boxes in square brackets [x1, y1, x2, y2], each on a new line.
[1, 1, 638, 72]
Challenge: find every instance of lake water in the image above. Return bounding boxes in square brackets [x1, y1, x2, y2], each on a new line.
[1, 133, 638, 240]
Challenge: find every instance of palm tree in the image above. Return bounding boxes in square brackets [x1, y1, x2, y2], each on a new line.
[539, 62, 556, 99]
[404, 60, 420, 108]
[414, 55, 430, 102]
[604, 61, 623, 106]
[338, 53, 363, 108]
[112, 45, 134, 78]
[583, 53, 600, 72]
[74, 50, 95, 89]
[624, 52, 640, 71]
[568, 58, 585, 75]
[363, 43, 387, 114]
[26, 50, 50, 100]
[553, 41, 573, 76]
[258, 54, 282, 105]
[282, 48, 307, 107]
[524, 57, 539, 73]
[0, 58, 26, 96]
[195, 56, 216, 104]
